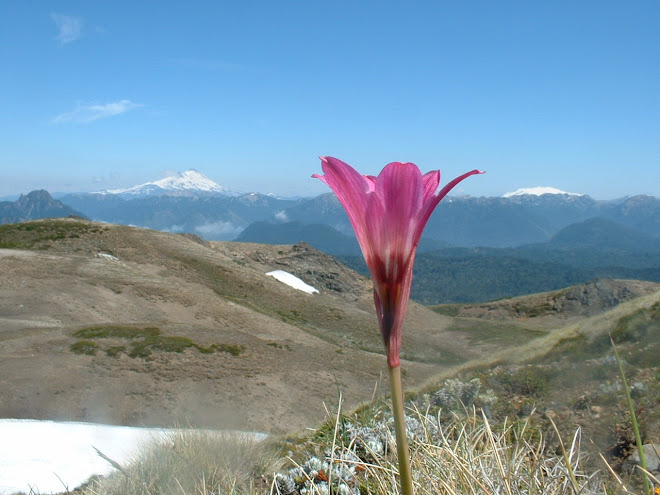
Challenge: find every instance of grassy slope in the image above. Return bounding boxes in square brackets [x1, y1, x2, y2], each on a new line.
[82, 287, 660, 495]
[4, 219, 658, 493]
[0, 218, 477, 432]
[420, 289, 660, 470]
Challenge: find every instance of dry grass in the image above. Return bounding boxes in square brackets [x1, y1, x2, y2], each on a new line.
[81, 430, 272, 495]
[270, 403, 615, 495]
[59, 381, 660, 495]
[79, 406, 643, 495]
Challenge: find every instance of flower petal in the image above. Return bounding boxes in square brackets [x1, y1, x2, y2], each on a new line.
[374, 162, 424, 272]
[375, 162, 424, 219]
[364, 175, 377, 192]
[413, 169, 484, 244]
[436, 169, 485, 203]
[314, 157, 386, 266]
[422, 170, 440, 202]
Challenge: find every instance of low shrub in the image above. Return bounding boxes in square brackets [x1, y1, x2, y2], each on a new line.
[70, 340, 99, 356]
[70, 325, 245, 360]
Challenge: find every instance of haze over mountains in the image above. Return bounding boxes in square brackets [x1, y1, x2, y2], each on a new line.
[2, 170, 658, 303]
[2, 169, 658, 248]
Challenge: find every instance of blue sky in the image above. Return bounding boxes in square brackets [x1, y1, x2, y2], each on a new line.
[1, 1, 658, 199]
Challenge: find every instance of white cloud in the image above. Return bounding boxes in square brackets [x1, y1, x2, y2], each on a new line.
[52, 100, 143, 124]
[51, 13, 84, 45]
[194, 221, 243, 238]
[274, 210, 289, 222]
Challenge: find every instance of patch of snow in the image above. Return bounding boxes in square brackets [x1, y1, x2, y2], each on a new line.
[266, 270, 319, 294]
[0, 419, 168, 494]
[97, 252, 120, 262]
[503, 187, 583, 198]
[0, 419, 266, 495]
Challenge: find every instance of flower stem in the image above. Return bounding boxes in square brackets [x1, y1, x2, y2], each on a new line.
[611, 336, 651, 495]
[389, 364, 414, 495]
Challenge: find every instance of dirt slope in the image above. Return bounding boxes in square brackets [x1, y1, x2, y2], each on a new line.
[0, 219, 476, 433]
[437, 278, 660, 325]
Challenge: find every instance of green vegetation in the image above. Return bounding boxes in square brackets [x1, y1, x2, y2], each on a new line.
[211, 343, 246, 356]
[429, 303, 463, 316]
[266, 342, 292, 351]
[70, 325, 245, 359]
[275, 309, 307, 324]
[536, 303, 660, 365]
[512, 299, 555, 317]
[74, 326, 161, 340]
[611, 338, 652, 495]
[338, 249, 660, 304]
[611, 302, 660, 344]
[105, 345, 126, 357]
[400, 341, 464, 366]
[444, 318, 547, 348]
[432, 297, 562, 318]
[0, 219, 108, 249]
[70, 340, 100, 356]
[170, 254, 232, 296]
[491, 365, 552, 398]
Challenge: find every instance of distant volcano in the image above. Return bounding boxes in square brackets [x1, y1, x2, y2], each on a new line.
[98, 170, 238, 197]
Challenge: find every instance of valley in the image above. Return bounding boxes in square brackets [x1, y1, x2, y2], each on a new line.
[1, 219, 658, 451]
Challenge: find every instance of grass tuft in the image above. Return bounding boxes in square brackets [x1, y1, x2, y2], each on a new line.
[82, 430, 271, 495]
[70, 340, 100, 356]
[72, 391, 652, 495]
[70, 325, 245, 360]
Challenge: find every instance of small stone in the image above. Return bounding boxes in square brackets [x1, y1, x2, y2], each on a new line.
[629, 443, 660, 472]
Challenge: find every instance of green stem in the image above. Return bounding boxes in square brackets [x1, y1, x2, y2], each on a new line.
[611, 336, 650, 495]
[389, 365, 414, 495]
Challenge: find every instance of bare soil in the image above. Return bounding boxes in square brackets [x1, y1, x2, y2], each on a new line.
[0, 219, 479, 434]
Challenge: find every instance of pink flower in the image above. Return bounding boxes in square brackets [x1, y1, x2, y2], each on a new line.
[314, 156, 482, 367]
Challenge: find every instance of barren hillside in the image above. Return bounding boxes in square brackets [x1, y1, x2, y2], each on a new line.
[0, 219, 478, 433]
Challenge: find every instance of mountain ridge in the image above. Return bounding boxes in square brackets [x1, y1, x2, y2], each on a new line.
[0, 190, 85, 224]
[3, 185, 659, 247]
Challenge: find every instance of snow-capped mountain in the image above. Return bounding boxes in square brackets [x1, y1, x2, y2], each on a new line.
[503, 187, 584, 198]
[99, 170, 238, 198]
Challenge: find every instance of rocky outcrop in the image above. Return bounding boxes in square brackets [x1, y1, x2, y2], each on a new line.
[0, 190, 85, 224]
[452, 279, 660, 320]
